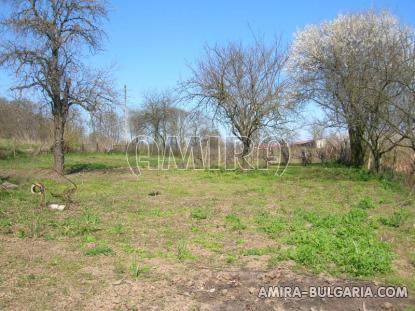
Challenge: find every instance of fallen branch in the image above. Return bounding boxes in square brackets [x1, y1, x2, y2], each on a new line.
[50, 169, 78, 204]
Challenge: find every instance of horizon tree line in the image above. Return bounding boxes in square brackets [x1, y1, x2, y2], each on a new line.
[0, 2, 413, 173]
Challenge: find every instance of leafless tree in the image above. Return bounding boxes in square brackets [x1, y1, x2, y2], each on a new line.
[89, 110, 122, 151]
[0, 97, 49, 141]
[387, 37, 415, 153]
[183, 39, 297, 168]
[130, 90, 176, 149]
[0, 0, 117, 173]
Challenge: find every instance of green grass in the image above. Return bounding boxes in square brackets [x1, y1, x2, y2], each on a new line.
[225, 213, 246, 231]
[379, 209, 411, 227]
[177, 240, 196, 261]
[255, 206, 398, 275]
[190, 208, 208, 220]
[0, 150, 414, 308]
[85, 244, 114, 256]
[356, 196, 375, 209]
[130, 259, 151, 278]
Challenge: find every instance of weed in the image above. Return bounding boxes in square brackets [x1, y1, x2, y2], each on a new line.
[83, 235, 97, 243]
[0, 218, 12, 233]
[241, 246, 278, 256]
[356, 197, 375, 209]
[225, 213, 246, 231]
[177, 240, 196, 261]
[226, 253, 237, 264]
[191, 208, 208, 220]
[379, 209, 410, 227]
[85, 244, 113, 256]
[256, 212, 286, 238]
[60, 211, 100, 237]
[109, 223, 126, 235]
[130, 258, 150, 278]
[193, 233, 224, 253]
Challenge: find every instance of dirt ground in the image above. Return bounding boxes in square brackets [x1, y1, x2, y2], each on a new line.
[1, 236, 413, 311]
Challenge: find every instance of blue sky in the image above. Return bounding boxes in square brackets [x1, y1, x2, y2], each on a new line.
[1, 0, 415, 137]
[97, 0, 415, 107]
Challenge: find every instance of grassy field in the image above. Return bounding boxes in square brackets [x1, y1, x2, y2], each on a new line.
[0, 151, 414, 310]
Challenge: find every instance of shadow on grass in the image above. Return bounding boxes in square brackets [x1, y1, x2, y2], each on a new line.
[65, 163, 115, 174]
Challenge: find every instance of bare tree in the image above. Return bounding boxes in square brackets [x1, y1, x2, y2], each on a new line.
[0, 97, 50, 142]
[0, 0, 117, 173]
[89, 110, 122, 151]
[309, 121, 326, 142]
[130, 90, 176, 149]
[388, 38, 415, 153]
[289, 10, 412, 170]
[183, 39, 297, 168]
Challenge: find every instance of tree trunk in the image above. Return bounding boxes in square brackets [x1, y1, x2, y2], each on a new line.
[372, 152, 381, 173]
[348, 126, 365, 167]
[240, 137, 252, 169]
[53, 112, 66, 174]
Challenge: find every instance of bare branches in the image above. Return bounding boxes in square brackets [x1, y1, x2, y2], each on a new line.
[0, 0, 114, 173]
[183, 38, 298, 162]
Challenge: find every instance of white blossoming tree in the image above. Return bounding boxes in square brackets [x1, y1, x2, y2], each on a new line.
[289, 10, 414, 170]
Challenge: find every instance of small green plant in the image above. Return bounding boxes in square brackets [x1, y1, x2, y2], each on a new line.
[226, 253, 237, 264]
[0, 218, 12, 233]
[177, 240, 196, 261]
[130, 259, 150, 278]
[83, 235, 97, 243]
[225, 213, 246, 231]
[256, 212, 286, 237]
[85, 244, 113, 256]
[380, 209, 410, 227]
[17, 229, 26, 238]
[60, 211, 100, 237]
[356, 197, 375, 209]
[0, 218, 11, 227]
[109, 223, 125, 235]
[192, 235, 223, 253]
[241, 247, 278, 256]
[191, 208, 208, 220]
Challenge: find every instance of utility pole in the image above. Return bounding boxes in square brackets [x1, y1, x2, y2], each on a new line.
[124, 85, 129, 144]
